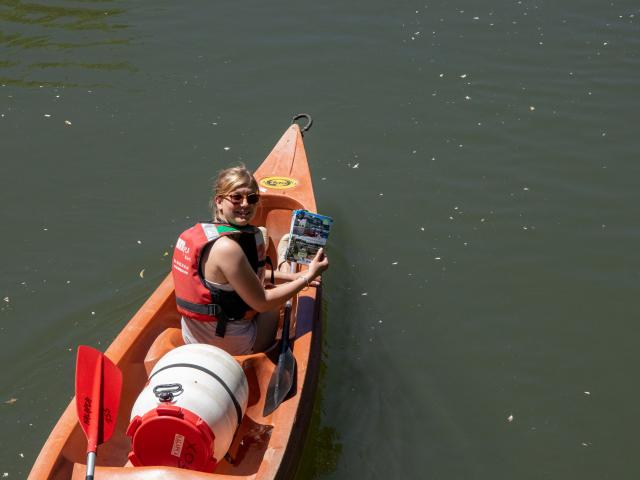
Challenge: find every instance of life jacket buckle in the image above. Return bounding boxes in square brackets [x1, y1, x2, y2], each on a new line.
[207, 303, 222, 317]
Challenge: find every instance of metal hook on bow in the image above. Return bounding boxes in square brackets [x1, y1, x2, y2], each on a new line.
[292, 113, 313, 135]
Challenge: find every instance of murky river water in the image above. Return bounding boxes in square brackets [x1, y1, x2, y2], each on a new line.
[1, 0, 639, 478]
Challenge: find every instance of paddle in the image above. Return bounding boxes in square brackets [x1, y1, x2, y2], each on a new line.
[75, 345, 123, 480]
[263, 294, 296, 416]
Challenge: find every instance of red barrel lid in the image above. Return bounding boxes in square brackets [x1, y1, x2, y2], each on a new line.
[126, 404, 217, 472]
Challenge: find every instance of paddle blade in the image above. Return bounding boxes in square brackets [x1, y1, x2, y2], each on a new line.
[75, 345, 123, 451]
[263, 348, 295, 416]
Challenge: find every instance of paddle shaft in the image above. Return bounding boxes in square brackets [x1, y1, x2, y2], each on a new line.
[279, 261, 295, 353]
[86, 452, 96, 480]
[281, 301, 292, 354]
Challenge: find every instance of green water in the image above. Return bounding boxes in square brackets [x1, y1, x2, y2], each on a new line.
[1, 0, 639, 478]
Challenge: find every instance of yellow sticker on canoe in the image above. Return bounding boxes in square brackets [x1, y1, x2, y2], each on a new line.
[259, 176, 298, 190]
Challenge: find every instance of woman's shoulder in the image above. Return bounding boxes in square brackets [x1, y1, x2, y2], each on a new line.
[209, 235, 244, 256]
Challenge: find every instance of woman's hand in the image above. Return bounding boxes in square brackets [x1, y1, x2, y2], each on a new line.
[308, 248, 329, 279]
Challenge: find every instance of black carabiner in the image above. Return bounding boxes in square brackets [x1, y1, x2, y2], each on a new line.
[292, 113, 313, 134]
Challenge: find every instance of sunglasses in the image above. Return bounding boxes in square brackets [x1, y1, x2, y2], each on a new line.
[225, 192, 260, 205]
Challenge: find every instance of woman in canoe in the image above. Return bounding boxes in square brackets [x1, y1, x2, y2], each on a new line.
[172, 165, 329, 355]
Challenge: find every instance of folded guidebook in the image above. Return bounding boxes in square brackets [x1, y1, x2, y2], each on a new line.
[285, 210, 333, 265]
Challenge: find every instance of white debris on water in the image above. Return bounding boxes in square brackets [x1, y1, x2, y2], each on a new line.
[392, 261, 398, 265]
[44, 114, 51, 118]
[584, 391, 591, 395]
[507, 414, 514, 422]
[361, 292, 368, 296]
[223, 146, 230, 151]
[529, 106, 536, 111]
[3, 297, 8, 303]
[139, 269, 145, 278]
[64, 120, 72, 126]
[352, 163, 359, 168]
[137, 240, 142, 244]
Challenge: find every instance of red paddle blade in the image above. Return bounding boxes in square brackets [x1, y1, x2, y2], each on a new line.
[75, 345, 123, 452]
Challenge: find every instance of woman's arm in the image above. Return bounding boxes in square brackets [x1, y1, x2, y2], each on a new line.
[207, 238, 328, 313]
[272, 269, 321, 287]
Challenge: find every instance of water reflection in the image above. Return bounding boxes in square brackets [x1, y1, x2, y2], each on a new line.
[0, 0, 132, 87]
[1, 0, 126, 30]
[295, 325, 343, 479]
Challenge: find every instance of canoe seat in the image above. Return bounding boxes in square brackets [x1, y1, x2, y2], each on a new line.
[143, 327, 185, 375]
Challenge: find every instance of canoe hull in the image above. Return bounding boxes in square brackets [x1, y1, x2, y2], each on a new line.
[29, 123, 322, 480]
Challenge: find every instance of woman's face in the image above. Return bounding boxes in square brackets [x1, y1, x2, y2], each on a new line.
[215, 185, 260, 226]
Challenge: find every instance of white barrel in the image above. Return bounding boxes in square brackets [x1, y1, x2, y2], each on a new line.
[126, 344, 248, 472]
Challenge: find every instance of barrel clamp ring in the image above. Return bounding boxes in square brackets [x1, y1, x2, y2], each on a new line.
[153, 383, 184, 402]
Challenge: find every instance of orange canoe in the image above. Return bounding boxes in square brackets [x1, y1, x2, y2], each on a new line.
[29, 118, 323, 480]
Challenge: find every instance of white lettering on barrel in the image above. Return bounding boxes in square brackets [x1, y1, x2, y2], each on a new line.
[171, 434, 185, 457]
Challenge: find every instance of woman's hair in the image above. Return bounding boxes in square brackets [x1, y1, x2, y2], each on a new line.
[210, 164, 259, 218]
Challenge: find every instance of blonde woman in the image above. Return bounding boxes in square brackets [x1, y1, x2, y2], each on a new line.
[171, 165, 329, 355]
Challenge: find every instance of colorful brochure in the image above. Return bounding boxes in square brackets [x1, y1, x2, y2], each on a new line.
[285, 210, 333, 265]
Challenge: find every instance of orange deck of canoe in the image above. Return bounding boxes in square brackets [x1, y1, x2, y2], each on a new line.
[29, 122, 322, 480]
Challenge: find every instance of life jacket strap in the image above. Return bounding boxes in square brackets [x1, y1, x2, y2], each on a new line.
[264, 256, 275, 284]
[176, 297, 239, 338]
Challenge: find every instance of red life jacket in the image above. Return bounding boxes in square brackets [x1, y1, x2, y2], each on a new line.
[172, 222, 268, 336]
